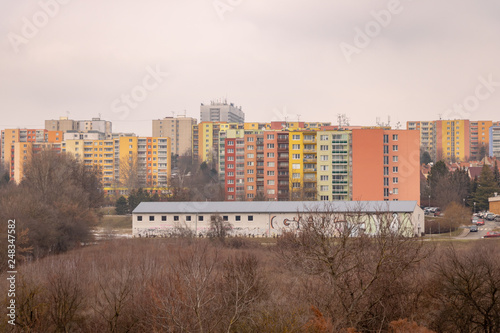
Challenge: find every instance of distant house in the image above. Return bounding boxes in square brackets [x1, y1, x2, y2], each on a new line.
[489, 195, 500, 215]
[132, 201, 424, 238]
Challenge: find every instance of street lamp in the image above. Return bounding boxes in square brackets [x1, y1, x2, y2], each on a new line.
[428, 195, 431, 208]
[474, 202, 476, 214]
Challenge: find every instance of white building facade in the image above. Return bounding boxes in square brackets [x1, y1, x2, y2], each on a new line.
[132, 201, 424, 238]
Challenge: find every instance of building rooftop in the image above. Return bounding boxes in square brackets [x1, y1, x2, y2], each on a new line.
[133, 201, 419, 214]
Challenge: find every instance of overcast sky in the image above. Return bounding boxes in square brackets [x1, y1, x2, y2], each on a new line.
[1, 0, 500, 136]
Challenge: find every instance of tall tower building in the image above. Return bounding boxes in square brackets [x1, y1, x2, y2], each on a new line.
[200, 100, 244, 123]
[152, 116, 197, 156]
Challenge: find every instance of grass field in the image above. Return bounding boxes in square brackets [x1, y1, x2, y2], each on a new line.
[98, 215, 132, 230]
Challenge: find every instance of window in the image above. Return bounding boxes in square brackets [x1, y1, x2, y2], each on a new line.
[292, 135, 300, 140]
[393, 156, 398, 162]
[292, 144, 300, 150]
[228, 171, 234, 176]
[162, 216, 167, 221]
[384, 156, 389, 165]
[383, 135, 389, 143]
[320, 165, 329, 171]
[267, 162, 275, 167]
[320, 175, 329, 181]
[320, 135, 328, 141]
[320, 185, 329, 191]
[247, 137, 254, 142]
[393, 188, 399, 195]
[247, 169, 254, 174]
[267, 189, 275, 194]
[292, 173, 300, 179]
[384, 167, 389, 175]
[137, 216, 143, 221]
[247, 177, 254, 182]
[247, 161, 254, 166]
[227, 148, 234, 153]
[320, 195, 329, 201]
[267, 152, 275, 158]
[392, 134, 398, 141]
[392, 145, 398, 151]
[383, 145, 389, 154]
[223, 216, 229, 221]
[393, 166, 399, 173]
[320, 145, 328, 151]
[267, 134, 275, 140]
[149, 216, 155, 221]
[248, 215, 254, 221]
[198, 216, 204, 221]
[320, 155, 328, 161]
[228, 141, 234, 146]
[227, 156, 234, 161]
[267, 180, 275, 185]
[384, 188, 389, 197]
[236, 215, 241, 221]
[267, 143, 275, 149]
[292, 154, 301, 159]
[393, 177, 398, 184]
[247, 153, 254, 158]
[247, 185, 254, 190]
[384, 177, 389, 186]
[228, 187, 234, 192]
[174, 216, 179, 221]
[186, 216, 192, 221]
[292, 182, 300, 188]
[267, 171, 275, 176]
[292, 164, 300, 169]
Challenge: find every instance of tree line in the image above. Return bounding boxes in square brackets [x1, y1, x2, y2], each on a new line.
[422, 160, 500, 211]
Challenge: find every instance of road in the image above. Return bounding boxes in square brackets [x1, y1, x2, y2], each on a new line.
[464, 220, 499, 239]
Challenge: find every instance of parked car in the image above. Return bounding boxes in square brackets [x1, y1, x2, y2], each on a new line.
[470, 225, 478, 232]
[483, 231, 500, 238]
[495, 215, 500, 222]
[476, 219, 485, 226]
[434, 208, 442, 217]
[486, 213, 496, 221]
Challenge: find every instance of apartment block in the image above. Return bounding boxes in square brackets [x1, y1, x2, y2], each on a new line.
[10, 141, 62, 183]
[45, 117, 112, 138]
[152, 116, 197, 156]
[490, 126, 500, 159]
[118, 136, 171, 188]
[470, 120, 492, 159]
[200, 101, 244, 123]
[2, 129, 63, 181]
[289, 131, 318, 200]
[406, 121, 437, 160]
[193, 122, 242, 165]
[316, 130, 352, 201]
[351, 129, 420, 203]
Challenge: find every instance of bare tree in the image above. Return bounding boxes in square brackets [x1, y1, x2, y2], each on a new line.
[276, 206, 431, 331]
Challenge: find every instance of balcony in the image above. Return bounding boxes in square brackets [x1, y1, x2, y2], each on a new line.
[304, 168, 317, 173]
[303, 158, 317, 163]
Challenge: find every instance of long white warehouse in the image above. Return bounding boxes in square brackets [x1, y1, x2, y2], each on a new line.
[132, 201, 424, 238]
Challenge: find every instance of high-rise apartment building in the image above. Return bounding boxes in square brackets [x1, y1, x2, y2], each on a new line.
[152, 116, 197, 156]
[45, 117, 112, 138]
[490, 126, 500, 159]
[200, 101, 244, 123]
[1, 129, 63, 179]
[408, 119, 500, 162]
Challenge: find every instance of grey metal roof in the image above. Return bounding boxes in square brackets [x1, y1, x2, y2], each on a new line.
[132, 201, 419, 214]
